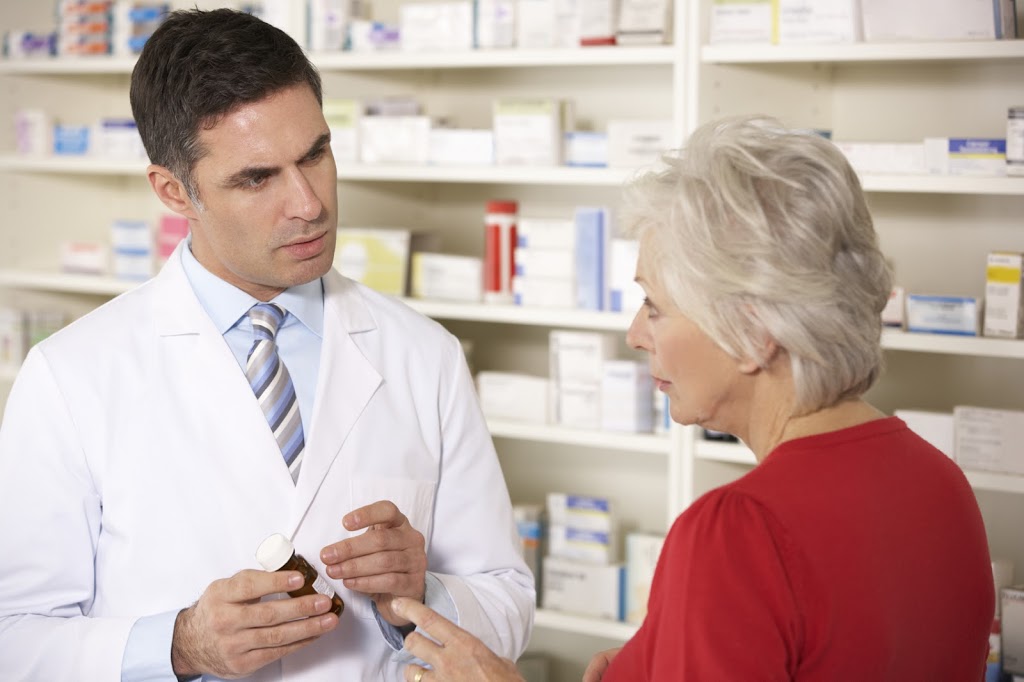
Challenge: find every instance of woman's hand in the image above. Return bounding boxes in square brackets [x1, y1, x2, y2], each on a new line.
[582, 647, 621, 682]
[392, 597, 524, 682]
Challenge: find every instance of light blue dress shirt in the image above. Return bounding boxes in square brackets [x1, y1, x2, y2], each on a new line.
[120, 244, 452, 681]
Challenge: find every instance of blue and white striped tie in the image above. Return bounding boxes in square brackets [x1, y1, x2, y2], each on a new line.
[246, 303, 304, 483]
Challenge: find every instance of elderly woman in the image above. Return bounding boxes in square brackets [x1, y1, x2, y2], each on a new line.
[391, 115, 994, 681]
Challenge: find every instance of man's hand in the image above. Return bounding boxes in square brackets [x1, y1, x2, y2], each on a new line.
[171, 569, 340, 679]
[582, 647, 622, 682]
[393, 597, 524, 682]
[320, 500, 427, 627]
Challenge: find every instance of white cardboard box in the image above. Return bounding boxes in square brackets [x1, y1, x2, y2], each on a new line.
[625, 532, 664, 624]
[476, 371, 550, 424]
[955, 406, 1024, 475]
[983, 252, 1024, 339]
[542, 556, 624, 621]
[411, 252, 483, 302]
[861, 0, 995, 41]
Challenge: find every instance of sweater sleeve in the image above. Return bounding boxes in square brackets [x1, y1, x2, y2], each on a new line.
[605, 489, 803, 681]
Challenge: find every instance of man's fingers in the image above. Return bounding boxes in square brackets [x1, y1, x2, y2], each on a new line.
[342, 500, 406, 531]
[239, 593, 335, 629]
[392, 597, 458, 644]
[217, 569, 304, 603]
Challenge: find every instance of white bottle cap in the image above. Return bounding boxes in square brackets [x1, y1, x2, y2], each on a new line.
[256, 533, 294, 571]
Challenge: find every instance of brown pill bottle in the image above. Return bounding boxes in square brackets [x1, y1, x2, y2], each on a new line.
[256, 533, 345, 617]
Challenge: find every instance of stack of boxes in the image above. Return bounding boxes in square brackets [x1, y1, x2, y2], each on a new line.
[542, 493, 624, 621]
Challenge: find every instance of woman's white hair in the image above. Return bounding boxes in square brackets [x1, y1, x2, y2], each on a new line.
[622, 115, 892, 415]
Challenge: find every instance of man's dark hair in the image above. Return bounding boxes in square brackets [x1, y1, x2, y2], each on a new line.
[130, 8, 323, 203]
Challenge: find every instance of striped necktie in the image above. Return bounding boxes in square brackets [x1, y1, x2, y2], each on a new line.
[246, 303, 304, 483]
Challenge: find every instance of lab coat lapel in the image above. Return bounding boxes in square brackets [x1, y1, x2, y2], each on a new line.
[289, 270, 381, 533]
[151, 247, 295, 506]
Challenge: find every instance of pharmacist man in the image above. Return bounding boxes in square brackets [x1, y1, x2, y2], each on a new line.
[0, 8, 533, 681]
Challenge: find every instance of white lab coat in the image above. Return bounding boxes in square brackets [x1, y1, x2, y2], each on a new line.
[0, 247, 534, 681]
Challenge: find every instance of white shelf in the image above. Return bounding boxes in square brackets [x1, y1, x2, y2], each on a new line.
[5, 273, 1024, 357]
[0, 56, 137, 75]
[534, 609, 638, 641]
[881, 329, 1024, 359]
[0, 270, 137, 296]
[694, 439, 756, 465]
[0, 155, 147, 175]
[693, 439, 1024, 496]
[6, 156, 1021, 195]
[0, 47, 676, 76]
[314, 45, 676, 70]
[859, 174, 1024, 196]
[487, 418, 668, 455]
[964, 470, 1024, 495]
[702, 40, 1024, 64]
[337, 164, 638, 186]
[405, 298, 634, 330]
[0, 156, 638, 187]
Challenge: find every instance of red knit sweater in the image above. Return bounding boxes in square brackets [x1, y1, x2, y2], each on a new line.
[605, 418, 993, 681]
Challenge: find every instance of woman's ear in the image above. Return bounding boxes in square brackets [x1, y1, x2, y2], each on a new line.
[737, 336, 780, 375]
[147, 164, 199, 220]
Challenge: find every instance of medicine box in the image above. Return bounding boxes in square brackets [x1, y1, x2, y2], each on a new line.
[411, 252, 483, 303]
[476, 371, 550, 424]
[323, 98, 361, 164]
[565, 131, 609, 167]
[513, 276, 575, 308]
[615, 0, 671, 45]
[601, 360, 654, 433]
[475, 0, 516, 47]
[776, 0, 860, 44]
[516, 0, 558, 48]
[625, 532, 664, 624]
[493, 98, 572, 166]
[954, 406, 1024, 476]
[399, 2, 474, 51]
[861, 0, 996, 41]
[549, 524, 618, 564]
[358, 116, 431, 164]
[555, 382, 602, 429]
[549, 330, 616, 385]
[547, 492, 614, 532]
[925, 138, 1008, 177]
[607, 119, 672, 168]
[609, 238, 644, 314]
[708, 0, 773, 44]
[1003, 586, 1024, 675]
[542, 556, 624, 621]
[983, 252, 1024, 339]
[905, 294, 980, 336]
[428, 129, 494, 166]
[517, 218, 575, 250]
[335, 227, 437, 296]
[833, 142, 925, 176]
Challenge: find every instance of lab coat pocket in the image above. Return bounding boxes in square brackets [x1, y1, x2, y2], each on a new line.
[346, 475, 437, 619]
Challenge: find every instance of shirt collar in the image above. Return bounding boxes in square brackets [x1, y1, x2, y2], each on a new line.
[180, 238, 324, 337]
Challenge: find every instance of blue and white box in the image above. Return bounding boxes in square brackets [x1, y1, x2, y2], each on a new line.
[542, 557, 624, 621]
[906, 294, 981, 336]
[926, 138, 1008, 176]
[574, 206, 608, 311]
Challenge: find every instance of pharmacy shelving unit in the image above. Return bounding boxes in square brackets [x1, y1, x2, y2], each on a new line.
[682, 0, 1024, 586]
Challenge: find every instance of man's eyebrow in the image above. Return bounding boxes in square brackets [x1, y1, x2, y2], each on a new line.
[222, 132, 332, 187]
[299, 132, 331, 162]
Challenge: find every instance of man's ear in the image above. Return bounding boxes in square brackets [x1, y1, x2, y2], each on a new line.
[147, 164, 199, 220]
